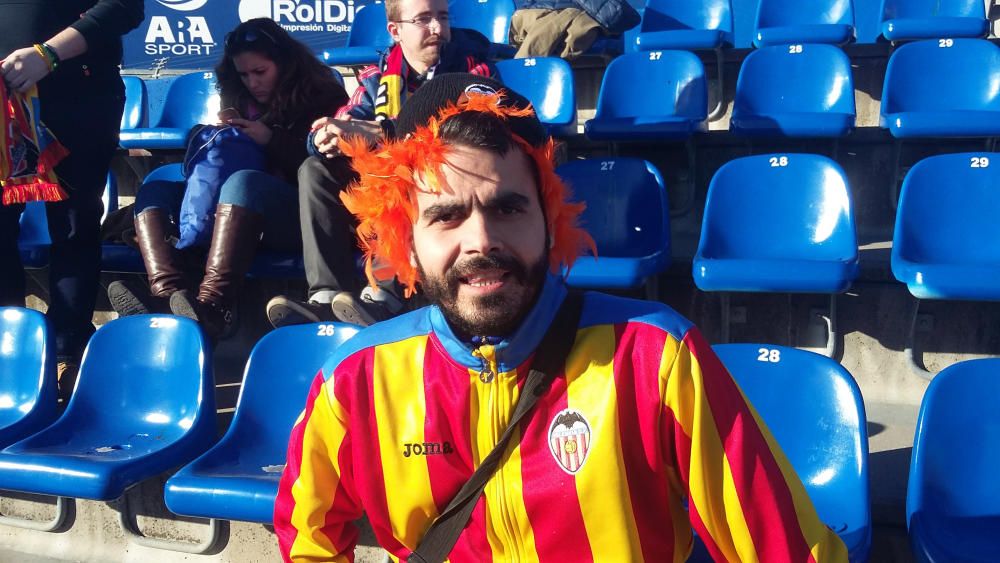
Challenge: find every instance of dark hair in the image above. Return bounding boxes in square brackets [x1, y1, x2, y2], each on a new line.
[437, 110, 518, 156]
[214, 18, 345, 125]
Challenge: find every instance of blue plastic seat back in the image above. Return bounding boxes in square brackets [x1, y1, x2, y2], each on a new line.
[156, 72, 219, 129]
[230, 323, 358, 462]
[893, 153, 1000, 265]
[594, 51, 708, 122]
[754, 0, 855, 46]
[18, 202, 50, 251]
[0, 308, 57, 447]
[349, 4, 392, 48]
[880, 0, 988, 40]
[34, 316, 212, 451]
[449, 0, 514, 44]
[121, 75, 147, 131]
[699, 154, 857, 262]
[883, 39, 1000, 116]
[713, 344, 871, 561]
[732, 44, 856, 136]
[638, 0, 734, 47]
[495, 57, 575, 136]
[144, 163, 184, 184]
[907, 358, 1000, 562]
[557, 158, 669, 259]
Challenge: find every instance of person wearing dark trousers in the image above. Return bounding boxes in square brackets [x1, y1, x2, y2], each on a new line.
[265, 0, 497, 328]
[0, 0, 144, 398]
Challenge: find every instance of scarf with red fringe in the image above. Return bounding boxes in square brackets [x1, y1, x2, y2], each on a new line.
[1, 81, 69, 205]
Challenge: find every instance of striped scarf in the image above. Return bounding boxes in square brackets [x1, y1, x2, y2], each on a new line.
[1, 81, 68, 205]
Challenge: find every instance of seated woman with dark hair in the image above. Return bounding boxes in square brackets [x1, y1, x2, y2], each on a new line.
[108, 18, 349, 338]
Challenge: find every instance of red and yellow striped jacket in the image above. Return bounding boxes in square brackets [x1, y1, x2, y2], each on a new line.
[275, 276, 847, 562]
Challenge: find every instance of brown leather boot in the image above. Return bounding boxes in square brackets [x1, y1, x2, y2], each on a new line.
[110, 209, 189, 316]
[176, 204, 263, 339]
[136, 208, 188, 297]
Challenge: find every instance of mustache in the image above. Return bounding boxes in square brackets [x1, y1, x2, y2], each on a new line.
[447, 254, 526, 286]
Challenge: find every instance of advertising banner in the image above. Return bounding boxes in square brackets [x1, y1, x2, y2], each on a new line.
[123, 0, 380, 71]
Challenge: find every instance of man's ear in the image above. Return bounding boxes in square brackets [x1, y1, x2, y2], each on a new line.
[387, 21, 401, 43]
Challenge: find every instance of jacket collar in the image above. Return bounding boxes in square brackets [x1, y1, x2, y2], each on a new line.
[429, 273, 567, 372]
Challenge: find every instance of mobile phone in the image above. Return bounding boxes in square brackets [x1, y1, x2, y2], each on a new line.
[218, 107, 241, 122]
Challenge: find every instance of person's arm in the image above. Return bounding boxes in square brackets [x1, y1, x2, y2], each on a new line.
[0, 0, 143, 93]
[274, 368, 363, 562]
[661, 326, 848, 562]
[337, 66, 379, 121]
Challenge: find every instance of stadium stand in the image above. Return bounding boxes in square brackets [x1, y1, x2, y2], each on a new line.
[449, 0, 517, 58]
[118, 72, 219, 150]
[556, 157, 670, 294]
[495, 57, 576, 137]
[879, 0, 989, 41]
[584, 50, 708, 140]
[880, 39, 1000, 138]
[17, 202, 50, 269]
[323, 3, 392, 67]
[712, 344, 872, 562]
[694, 154, 858, 355]
[120, 75, 148, 132]
[0, 308, 58, 449]
[0, 315, 216, 539]
[731, 44, 856, 138]
[164, 322, 358, 527]
[753, 0, 855, 46]
[907, 357, 1000, 563]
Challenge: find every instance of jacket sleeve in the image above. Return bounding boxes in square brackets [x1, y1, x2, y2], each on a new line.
[338, 66, 379, 121]
[661, 326, 848, 562]
[71, 0, 145, 47]
[274, 368, 363, 562]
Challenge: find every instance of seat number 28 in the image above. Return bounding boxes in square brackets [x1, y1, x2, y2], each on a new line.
[757, 348, 781, 363]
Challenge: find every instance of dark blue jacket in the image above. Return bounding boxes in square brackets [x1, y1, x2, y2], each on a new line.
[515, 0, 640, 35]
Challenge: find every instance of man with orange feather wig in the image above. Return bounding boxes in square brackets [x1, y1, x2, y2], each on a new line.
[275, 74, 848, 563]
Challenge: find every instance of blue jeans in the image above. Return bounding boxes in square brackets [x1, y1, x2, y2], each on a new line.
[134, 170, 301, 251]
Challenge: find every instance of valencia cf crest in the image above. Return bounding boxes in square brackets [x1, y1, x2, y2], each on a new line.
[548, 409, 592, 474]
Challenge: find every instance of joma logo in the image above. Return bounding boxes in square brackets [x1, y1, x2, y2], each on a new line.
[403, 441, 454, 458]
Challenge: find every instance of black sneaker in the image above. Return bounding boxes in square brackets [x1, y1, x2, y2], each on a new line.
[266, 295, 337, 328]
[108, 279, 168, 316]
[332, 287, 401, 327]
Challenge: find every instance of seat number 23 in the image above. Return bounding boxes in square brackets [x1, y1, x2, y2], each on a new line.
[757, 348, 781, 363]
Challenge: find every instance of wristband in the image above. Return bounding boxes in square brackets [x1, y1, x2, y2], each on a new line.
[32, 44, 55, 72]
[41, 43, 61, 68]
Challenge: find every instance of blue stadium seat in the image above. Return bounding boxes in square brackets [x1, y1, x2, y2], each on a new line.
[754, 0, 855, 46]
[881, 39, 1000, 138]
[892, 153, 1000, 300]
[636, 0, 734, 50]
[119, 72, 219, 150]
[0, 315, 215, 501]
[120, 75, 148, 131]
[104, 164, 308, 277]
[907, 358, 1000, 562]
[585, 51, 708, 140]
[0, 308, 58, 448]
[450, 0, 517, 58]
[557, 158, 670, 289]
[695, 154, 858, 293]
[712, 344, 871, 562]
[495, 57, 576, 137]
[17, 202, 50, 268]
[731, 44, 856, 137]
[880, 0, 988, 41]
[323, 3, 392, 66]
[165, 322, 358, 523]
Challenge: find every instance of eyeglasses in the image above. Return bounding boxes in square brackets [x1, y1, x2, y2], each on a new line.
[394, 13, 449, 29]
[224, 25, 279, 49]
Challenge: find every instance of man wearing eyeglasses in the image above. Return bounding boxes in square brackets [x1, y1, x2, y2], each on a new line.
[266, 0, 501, 329]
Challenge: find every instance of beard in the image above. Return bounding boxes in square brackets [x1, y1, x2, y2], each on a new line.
[418, 251, 549, 338]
